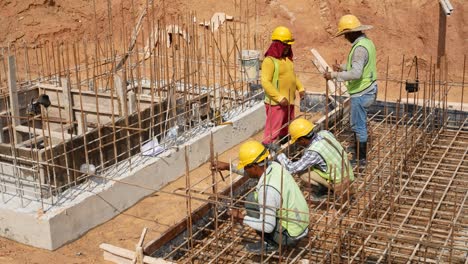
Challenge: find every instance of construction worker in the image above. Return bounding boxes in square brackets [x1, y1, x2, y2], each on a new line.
[276, 118, 354, 202]
[213, 141, 309, 253]
[324, 15, 377, 166]
[262, 26, 305, 146]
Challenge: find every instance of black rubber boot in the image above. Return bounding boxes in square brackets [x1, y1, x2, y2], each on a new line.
[358, 141, 367, 166]
[246, 241, 278, 254]
[309, 184, 328, 203]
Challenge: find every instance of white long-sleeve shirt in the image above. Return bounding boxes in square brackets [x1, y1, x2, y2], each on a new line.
[242, 164, 308, 239]
[242, 165, 279, 233]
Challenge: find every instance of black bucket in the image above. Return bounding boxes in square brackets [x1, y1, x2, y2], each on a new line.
[405, 80, 419, 93]
[405, 56, 419, 93]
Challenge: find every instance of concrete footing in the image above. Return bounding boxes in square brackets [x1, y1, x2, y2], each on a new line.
[0, 102, 266, 250]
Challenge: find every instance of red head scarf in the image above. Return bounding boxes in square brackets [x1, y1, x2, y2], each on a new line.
[264, 41, 293, 61]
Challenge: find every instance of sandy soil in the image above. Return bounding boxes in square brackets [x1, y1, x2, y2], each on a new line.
[0, 0, 466, 263]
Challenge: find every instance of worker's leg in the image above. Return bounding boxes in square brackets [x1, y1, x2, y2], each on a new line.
[258, 218, 298, 247]
[263, 104, 288, 144]
[298, 170, 330, 203]
[350, 92, 376, 162]
[299, 170, 331, 189]
[271, 223, 301, 246]
[278, 105, 295, 142]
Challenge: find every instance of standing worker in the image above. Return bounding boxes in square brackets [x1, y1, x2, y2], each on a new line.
[323, 15, 377, 166]
[213, 141, 309, 253]
[262, 26, 305, 147]
[276, 118, 354, 202]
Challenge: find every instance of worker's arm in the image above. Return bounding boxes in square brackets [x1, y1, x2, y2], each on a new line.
[331, 46, 368, 82]
[243, 186, 280, 233]
[295, 75, 305, 100]
[276, 150, 326, 175]
[212, 161, 244, 176]
[295, 75, 304, 92]
[261, 58, 285, 103]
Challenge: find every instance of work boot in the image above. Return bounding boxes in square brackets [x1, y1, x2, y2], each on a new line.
[245, 241, 278, 254]
[347, 133, 357, 153]
[351, 141, 367, 168]
[358, 141, 367, 166]
[309, 184, 328, 203]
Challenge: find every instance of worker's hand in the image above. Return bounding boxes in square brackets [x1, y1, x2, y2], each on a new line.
[299, 91, 305, 100]
[211, 161, 230, 171]
[265, 143, 280, 152]
[227, 208, 244, 223]
[323, 72, 333, 80]
[279, 98, 289, 107]
[332, 63, 342, 72]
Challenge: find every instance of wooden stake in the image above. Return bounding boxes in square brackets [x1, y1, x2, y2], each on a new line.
[7, 56, 22, 143]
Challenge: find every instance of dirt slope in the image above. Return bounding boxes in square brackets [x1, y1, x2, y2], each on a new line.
[0, 1, 466, 263]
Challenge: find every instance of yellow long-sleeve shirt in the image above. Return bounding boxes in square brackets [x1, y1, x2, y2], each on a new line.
[261, 57, 304, 105]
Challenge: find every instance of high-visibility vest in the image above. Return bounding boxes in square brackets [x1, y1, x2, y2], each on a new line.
[257, 162, 309, 237]
[346, 37, 377, 94]
[308, 131, 354, 183]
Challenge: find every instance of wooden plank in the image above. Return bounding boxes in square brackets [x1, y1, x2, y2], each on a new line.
[437, 6, 447, 68]
[114, 74, 127, 116]
[15, 125, 73, 140]
[61, 78, 76, 134]
[0, 115, 4, 143]
[103, 251, 133, 264]
[132, 228, 148, 264]
[18, 135, 45, 148]
[128, 91, 136, 114]
[7, 56, 22, 143]
[100, 243, 173, 264]
[72, 104, 117, 116]
[310, 48, 347, 96]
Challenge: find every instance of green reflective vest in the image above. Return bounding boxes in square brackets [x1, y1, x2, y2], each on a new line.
[308, 131, 354, 183]
[346, 37, 377, 94]
[257, 161, 309, 237]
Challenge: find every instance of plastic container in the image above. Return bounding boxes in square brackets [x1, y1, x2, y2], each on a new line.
[239, 50, 260, 82]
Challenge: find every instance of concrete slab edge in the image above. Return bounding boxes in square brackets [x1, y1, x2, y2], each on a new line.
[0, 102, 266, 250]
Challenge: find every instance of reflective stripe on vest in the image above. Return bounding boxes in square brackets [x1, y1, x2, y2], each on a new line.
[264, 57, 280, 104]
[346, 37, 377, 94]
[257, 162, 309, 237]
[308, 131, 354, 183]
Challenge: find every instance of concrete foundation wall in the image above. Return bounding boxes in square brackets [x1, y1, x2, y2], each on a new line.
[0, 102, 266, 250]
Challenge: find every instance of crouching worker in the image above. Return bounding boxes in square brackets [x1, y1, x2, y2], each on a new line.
[213, 140, 309, 253]
[277, 118, 354, 202]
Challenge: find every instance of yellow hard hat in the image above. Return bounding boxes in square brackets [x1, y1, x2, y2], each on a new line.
[289, 118, 315, 144]
[335, 14, 373, 37]
[237, 141, 269, 169]
[271, 26, 295, 45]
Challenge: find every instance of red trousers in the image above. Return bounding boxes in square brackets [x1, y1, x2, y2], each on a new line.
[262, 104, 295, 144]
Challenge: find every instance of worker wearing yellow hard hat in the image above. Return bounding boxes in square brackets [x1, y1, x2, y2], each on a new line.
[213, 140, 309, 253]
[276, 118, 354, 202]
[261, 26, 305, 147]
[324, 14, 378, 167]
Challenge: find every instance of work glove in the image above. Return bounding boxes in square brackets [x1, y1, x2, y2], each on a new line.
[264, 143, 280, 153]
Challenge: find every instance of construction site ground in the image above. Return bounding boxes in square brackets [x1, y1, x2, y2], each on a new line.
[0, 0, 466, 263]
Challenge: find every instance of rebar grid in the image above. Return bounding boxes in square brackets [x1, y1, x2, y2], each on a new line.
[159, 111, 467, 264]
[156, 53, 468, 262]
